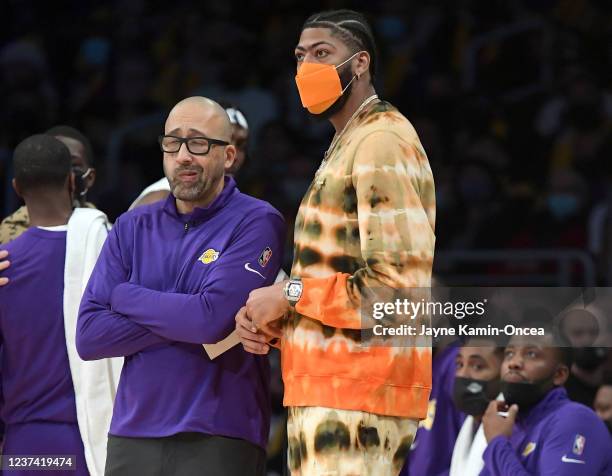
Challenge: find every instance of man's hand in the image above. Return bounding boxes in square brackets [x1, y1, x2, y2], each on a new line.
[0, 250, 10, 286]
[483, 400, 518, 442]
[235, 306, 282, 354]
[245, 281, 290, 335]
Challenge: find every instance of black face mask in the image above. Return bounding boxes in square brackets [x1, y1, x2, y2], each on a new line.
[501, 378, 554, 412]
[453, 377, 500, 416]
[574, 347, 609, 371]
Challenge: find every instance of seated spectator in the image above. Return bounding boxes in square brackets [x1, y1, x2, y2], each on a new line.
[558, 308, 610, 407]
[450, 338, 504, 476]
[481, 324, 612, 475]
[594, 375, 612, 435]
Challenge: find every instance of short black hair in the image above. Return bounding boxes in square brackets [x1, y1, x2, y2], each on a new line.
[462, 338, 506, 360]
[45, 125, 95, 167]
[520, 318, 574, 369]
[13, 134, 72, 192]
[302, 9, 378, 81]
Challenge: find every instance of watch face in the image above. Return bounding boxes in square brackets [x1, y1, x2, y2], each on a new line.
[288, 283, 302, 298]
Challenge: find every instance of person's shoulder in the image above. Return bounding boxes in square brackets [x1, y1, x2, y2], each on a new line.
[0, 229, 50, 277]
[554, 399, 599, 418]
[361, 101, 417, 136]
[354, 101, 427, 160]
[1, 231, 27, 254]
[546, 399, 610, 436]
[232, 191, 284, 223]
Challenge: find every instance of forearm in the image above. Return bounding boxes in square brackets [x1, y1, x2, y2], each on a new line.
[110, 283, 234, 344]
[77, 301, 168, 359]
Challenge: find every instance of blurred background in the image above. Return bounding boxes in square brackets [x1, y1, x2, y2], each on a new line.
[1, 2, 611, 472]
[2, 0, 612, 287]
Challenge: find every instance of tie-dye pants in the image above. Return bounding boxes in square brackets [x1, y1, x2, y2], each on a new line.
[287, 406, 418, 476]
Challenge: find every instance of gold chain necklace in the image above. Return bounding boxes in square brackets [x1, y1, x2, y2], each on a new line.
[316, 94, 379, 176]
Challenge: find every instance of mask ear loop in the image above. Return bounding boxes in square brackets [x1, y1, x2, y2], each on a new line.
[79, 168, 92, 197]
[335, 51, 362, 94]
[341, 75, 357, 94]
[334, 51, 361, 70]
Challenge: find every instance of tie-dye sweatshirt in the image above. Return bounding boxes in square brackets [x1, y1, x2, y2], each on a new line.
[282, 100, 436, 419]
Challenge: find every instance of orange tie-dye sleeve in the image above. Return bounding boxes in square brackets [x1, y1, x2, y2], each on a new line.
[295, 130, 436, 329]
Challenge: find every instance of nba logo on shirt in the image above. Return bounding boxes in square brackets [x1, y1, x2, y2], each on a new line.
[572, 434, 586, 456]
[258, 247, 272, 267]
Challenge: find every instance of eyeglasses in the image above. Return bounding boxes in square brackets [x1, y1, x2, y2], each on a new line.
[158, 135, 229, 155]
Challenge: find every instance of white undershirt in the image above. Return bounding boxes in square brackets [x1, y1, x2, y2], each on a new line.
[37, 225, 68, 231]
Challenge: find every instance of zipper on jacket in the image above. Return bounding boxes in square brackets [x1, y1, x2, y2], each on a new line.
[184, 222, 189, 233]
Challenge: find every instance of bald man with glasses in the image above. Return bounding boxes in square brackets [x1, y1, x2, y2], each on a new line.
[77, 97, 285, 476]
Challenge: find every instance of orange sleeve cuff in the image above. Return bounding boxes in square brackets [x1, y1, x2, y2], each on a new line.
[295, 274, 361, 329]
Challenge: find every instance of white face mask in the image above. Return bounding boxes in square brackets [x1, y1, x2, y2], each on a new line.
[74, 167, 92, 198]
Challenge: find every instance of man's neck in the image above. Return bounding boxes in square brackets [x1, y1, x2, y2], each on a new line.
[329, 82, 376, 133]
[175, 178, 225, 214]
[26, 195, 73, 227]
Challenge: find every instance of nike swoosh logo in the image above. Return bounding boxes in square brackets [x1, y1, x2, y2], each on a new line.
[244, 263, 265, 278]
[561, 455, 585, 464]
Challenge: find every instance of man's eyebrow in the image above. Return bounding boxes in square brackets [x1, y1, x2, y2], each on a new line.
[519, 343, 544, 351]
[187, 128, 206, 135]
[295, 41, 335, 52]
[165, 128, 207, 136]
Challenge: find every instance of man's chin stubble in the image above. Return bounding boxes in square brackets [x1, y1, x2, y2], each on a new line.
[172, 183, 207, 202]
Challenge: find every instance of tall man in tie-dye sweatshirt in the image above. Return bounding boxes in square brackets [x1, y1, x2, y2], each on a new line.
[236, 9, 436, 476]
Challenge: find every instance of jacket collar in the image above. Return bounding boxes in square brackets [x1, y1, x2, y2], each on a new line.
[163, 176, 237, 224]
[518, 386, 568, 428]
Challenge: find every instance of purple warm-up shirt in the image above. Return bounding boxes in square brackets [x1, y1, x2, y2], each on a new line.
[0, 228, 78, 425]
[481, 386, 612, 476]
[0, 228, 88, 474]
[77, 177, 285, 449]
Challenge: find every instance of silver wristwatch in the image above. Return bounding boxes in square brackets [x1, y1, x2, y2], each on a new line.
[284, 279, 303, 306]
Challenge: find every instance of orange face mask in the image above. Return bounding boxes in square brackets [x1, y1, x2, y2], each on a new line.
[295, 52, 360, 114]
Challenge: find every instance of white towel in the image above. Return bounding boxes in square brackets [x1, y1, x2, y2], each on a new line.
[449, 415, 488, 476]
[63, 208, 122, 476]
[128, 177, 170, 210]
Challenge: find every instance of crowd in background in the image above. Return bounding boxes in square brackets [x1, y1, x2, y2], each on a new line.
[1, 0, 612, 474]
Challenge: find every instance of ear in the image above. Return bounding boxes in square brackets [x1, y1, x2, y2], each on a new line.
[553, 364, 570, 386]
[68, 172, 76, 199]
[12, 178, 23, 199]
[223, 144, 237, 173]
[355, 51, 371, 78]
